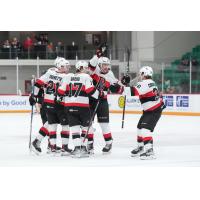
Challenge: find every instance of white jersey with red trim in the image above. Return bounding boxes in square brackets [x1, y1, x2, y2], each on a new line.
[34, 67, 69, 105]
[58, 72, 99, 107]
[89, 55, 123, 98]
[124, 79, 163, 111]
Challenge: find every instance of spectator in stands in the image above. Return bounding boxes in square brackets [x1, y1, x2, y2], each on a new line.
[192, 58, 198, 66]
[47, 42, 54, 58]
[23, 36, 33, 58]
[23, 36, 33, 50]
[2, 40, 10, 49]
[55, 41, 64, 57]
[11, 37, 21, 48]
[34, 34, 48, 58]
[10, 37, 22, 58]
[43, 34, 49, 45]
[1, 40, 11, 59]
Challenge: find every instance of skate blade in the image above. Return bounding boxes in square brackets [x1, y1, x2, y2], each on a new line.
[71, 153, 89, 158]
[47, 152, 58, 156]
[80, 153, 89, 158]
[30, 145, 41, 156]
[61, 152, 72, 156]
[71, 154, 81, 158]
[131, 153, 140, 157]
[140, 155, 156, 160]
[88, 151, 94, 155]
[102, 151, 112, 155]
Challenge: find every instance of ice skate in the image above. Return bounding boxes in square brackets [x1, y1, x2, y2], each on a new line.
[80, 145, 89, 158]
[31, 139, 41, 155]
[131, 146, 144, 157]
[61, 144, 72, 156]
[55, 146, 62, 153]
[71, 146, 81, 158]
[87, 143, 94, 155]
[102, 143, 112, 154]
[47, 144, 57, 156]
[140, 148, 156, 160]
[46, 140, 51, 154]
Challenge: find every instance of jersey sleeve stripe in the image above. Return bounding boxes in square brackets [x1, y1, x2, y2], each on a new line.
[36, 79, 45, 86]
[85, 86, 95, 94]
[131, 87, 139, 96]
[57, 88, 65, 95]
[140, 91, 156, 98]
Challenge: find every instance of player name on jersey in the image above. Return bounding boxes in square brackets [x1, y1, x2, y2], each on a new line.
[49, 74, 63, 82]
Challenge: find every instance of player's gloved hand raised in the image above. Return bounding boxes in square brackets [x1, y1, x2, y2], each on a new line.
[96, 49, 103, 58]
[121, 75, 131, 86]
[29, 94, 37, 106]
[96, 43, 107, 58]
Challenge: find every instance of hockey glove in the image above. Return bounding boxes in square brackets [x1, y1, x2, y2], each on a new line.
[161, 102, 166, 110]
[97, 78, 105, 91]
[96, 43, 107, 58]
[121, 75, 131, 86]
[55, 96, 63, 104]
[29, 94, 37, 106]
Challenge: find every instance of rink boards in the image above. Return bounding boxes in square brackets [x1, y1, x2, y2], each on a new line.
[0, 94, 200, 116]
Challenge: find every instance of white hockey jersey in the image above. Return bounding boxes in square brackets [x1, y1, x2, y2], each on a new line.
[89, 55, 124, 98]
[124, 79, 164, 111]
[34, 68, 68, 105]
[57, 72, 99, 107]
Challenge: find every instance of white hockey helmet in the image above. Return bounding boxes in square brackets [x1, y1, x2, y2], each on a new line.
[54, 57, 61, 67]
[98, 57, 111, 74]
[57, 58, 70, 72]
[139, 66, 153, 77]
[75, 61, 88, 72]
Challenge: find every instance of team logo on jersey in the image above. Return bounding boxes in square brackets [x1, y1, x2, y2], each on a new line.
[118, 96, 125, 108]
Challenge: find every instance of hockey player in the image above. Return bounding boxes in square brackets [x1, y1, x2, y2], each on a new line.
[29, 85, 50, 155]
[29, 57, 72, 155]
[57, 61, 103, 158]
[122, 66, 165, 160]
[88, 47, 124, 154]
[30, 59, 63, 154]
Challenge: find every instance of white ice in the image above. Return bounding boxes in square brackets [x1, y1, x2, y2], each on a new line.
[0, 113, 200, 166]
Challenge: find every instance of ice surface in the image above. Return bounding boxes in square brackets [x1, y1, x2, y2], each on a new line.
[0, 113, 200, 166]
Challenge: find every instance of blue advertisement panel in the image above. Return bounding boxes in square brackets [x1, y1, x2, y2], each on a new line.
[163, 95, 174, 107]
[176, 96, 189, 107]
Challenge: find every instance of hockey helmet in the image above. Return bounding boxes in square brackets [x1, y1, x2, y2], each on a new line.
[139, 66, 153, 78]
[98, 57, 111, 74]
[75, 61, 88, 72]
[57, 58, 70, 72]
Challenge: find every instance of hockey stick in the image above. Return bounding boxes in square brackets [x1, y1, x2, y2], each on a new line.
[121, 48, 130, 129]
[83, 98, 100, 143]
[83, 77, 105, 143]
[29, 76, 35, 151]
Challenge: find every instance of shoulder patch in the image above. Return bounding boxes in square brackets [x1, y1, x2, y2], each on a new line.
[148, 82, 156, 88]
[136, 84, 141, 89]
